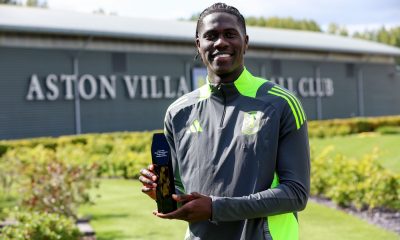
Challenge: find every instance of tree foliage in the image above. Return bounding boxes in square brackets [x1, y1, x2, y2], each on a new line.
[244, 16, 399, 50]
[327, 23, 349, 36]
[246, 16, 321, 32]
[0, 0, 18, 4]
[26, 0, 47, 8]
[0, 0, 47, 7]
[353, 26, 400, 48]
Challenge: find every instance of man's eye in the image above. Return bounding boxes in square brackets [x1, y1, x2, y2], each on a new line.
[204, 33, 216, 40]
[225, 32, 237, 38]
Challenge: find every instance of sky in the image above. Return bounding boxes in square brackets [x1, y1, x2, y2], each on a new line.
[36, 0, 400, 33]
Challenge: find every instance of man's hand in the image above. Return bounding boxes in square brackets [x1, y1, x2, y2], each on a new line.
[154, 192, 212, 223]
[139, 164, 157, 200]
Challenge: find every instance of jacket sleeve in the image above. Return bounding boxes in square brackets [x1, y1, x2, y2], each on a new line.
[164, 111, 186, 195]
[210, 104, 310, 222]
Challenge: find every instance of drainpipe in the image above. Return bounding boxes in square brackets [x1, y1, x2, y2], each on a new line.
[73, 36, 93, 135]
[260, 63, 267, 79]
[357, 66, 365, 116]
[314, 65, 323, 120]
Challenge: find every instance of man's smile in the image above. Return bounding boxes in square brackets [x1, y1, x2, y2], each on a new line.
[211, 52, 233, 61]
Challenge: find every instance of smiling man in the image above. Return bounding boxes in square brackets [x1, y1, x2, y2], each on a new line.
[139, 3, 310, 240]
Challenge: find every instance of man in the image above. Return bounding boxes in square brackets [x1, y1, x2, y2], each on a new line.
[139, 3, 310, 240]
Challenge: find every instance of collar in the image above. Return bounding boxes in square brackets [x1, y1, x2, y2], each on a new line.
[203, 68, 265, 100]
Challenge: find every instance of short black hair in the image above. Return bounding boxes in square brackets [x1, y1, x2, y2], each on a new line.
[195, 3, 246, 38]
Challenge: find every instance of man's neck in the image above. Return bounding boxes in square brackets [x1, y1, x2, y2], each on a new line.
[208, 66, 244, 85]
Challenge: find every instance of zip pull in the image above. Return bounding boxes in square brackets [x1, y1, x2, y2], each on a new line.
[218, 85, 226, 128]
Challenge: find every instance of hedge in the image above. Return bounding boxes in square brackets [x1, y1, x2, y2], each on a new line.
[0, 116, 399, 211]
[0, 209, 81, 240]
[308, 115, 400, 138]
[310, 146, 400, 210]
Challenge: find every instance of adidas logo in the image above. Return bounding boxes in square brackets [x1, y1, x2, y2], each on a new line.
[187, 119, 203, 133]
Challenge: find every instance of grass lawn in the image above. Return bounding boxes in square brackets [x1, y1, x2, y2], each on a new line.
[79, 179, 399, 240]
[310, 134, 400, 173]
[79, 179, 187, 240]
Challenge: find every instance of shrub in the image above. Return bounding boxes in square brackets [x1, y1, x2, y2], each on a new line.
[375, 126, 400, 135]
[0, 208, 81, 240]
[308, 115, 400, 138]
[7, 145, 99, 219]
[0, 131, 157, 180]
[311, 147, 400, 210]
[0, 144, 9, 157]
[0, 150, 21, 197]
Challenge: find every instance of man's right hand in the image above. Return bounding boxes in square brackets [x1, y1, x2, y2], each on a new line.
[139, 164, 157, 200]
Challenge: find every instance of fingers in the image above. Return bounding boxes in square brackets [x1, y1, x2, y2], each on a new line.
[141, 186, 154, 192]
[139, 176, 157, 187]
[140, 165, 157, 181]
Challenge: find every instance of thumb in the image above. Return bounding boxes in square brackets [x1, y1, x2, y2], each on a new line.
[172, 194, 195, 202]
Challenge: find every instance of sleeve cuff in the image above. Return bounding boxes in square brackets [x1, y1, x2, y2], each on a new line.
[210, 195, 223, 224]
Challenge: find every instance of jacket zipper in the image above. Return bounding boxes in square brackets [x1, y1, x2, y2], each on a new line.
[218, 85, 226, 128]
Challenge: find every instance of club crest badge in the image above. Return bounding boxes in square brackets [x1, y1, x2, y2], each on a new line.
[241, 111, 263, 135]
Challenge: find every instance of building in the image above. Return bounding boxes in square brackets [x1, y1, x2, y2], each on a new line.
[1, 6, 400, 139]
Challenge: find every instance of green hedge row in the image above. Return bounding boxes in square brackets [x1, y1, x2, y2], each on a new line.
[1, 116, 399, 211]
[308, 115, 400, 138]
[1, 209, 81, 240]
[310, 146, 400, 210]
[0, 131, 158, 181]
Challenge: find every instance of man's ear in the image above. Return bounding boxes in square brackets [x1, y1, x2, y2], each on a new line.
[195, 38, 202, 61]
[196, 37, 200, 49]
[244, 35, 249, 54]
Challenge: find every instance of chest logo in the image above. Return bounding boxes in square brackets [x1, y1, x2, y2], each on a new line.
[187, 119, 203, 133]
[241, 111, 263, 135]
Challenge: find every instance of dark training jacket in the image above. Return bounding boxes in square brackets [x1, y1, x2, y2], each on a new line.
[164, 68, 310, 240]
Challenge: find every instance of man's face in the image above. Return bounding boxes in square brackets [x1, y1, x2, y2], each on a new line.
[196, 12, 248, 80]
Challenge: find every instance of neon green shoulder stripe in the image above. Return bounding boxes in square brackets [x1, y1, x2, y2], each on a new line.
[273, 86, 306, 121]
[271, 87, 304, 125]
[234, 69, 267, 98]
[268, 90, 301, 129]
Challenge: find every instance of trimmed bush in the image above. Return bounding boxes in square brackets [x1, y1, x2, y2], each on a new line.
[375, 126, 400, 135]
[0, 209, 81, 240]
[1, 125, 399, 211]
[1, 145, 99, 219]
[0, 131, 157, 180]
[311, 147, 400, 210]
[308, 115, 400, 138]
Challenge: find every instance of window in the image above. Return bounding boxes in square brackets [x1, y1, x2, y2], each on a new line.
[346, 63, 355, 78]
[271, 60, 281, 76]
[111, 52, 127, 73]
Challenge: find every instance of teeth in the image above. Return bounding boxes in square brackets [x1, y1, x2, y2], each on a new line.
[214, 53, 230, 57]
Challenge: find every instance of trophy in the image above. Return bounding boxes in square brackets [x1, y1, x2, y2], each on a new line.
[151, 133, 177, 213]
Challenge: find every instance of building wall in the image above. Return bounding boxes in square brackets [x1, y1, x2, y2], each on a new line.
[1, 46, 399, 139]
[363, 63, 400, 116]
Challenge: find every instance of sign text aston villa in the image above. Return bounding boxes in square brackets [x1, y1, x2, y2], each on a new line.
[26, 72, 334, 101]
[26, 74, 190, 101]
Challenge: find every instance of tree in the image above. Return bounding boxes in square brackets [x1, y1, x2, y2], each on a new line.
[0, 0, 18, 4]
[246, 16, 322, 32]
[328, 23, 339, 34]
[327, 23, 348, 36]
[25, 0, 47, 8]
[352, 26, 400, 49]
[189, 12, 200, 21]
[339, 27, 348, 36]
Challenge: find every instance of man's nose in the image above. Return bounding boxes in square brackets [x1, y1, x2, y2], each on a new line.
[214, 36, 228, 48]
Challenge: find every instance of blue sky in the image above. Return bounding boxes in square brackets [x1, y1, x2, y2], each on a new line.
[42, 0, 400, 33]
